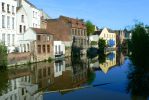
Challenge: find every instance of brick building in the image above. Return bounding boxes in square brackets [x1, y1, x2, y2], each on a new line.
[18, 28, 54, 62]
[30, 28, 54, 61]
[47, 16, 88, 51]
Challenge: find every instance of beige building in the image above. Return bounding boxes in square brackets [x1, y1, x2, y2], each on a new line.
[90, 27, 116, 48]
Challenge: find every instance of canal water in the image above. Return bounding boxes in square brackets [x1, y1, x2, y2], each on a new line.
[0, 51, 148, 100]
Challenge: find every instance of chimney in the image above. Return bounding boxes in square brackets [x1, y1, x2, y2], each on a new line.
[41, 19, 47, 29]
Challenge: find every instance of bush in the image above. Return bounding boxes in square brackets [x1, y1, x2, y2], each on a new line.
[98, 38, 106, 53]
[48, 57, 53, 63]
[91, 41, 98, 46]
[0, 43, 7, 69]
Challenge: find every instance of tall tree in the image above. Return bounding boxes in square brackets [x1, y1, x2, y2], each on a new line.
[85, 20, 95, 36]
[130, 24, 149, 68]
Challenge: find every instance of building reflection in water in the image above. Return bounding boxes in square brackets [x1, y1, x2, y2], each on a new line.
[90, 51, 122, 74]
[0, 56, 89, 100]
[0, 66, 42, 100]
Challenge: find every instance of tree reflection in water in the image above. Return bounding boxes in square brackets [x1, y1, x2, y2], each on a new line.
[0, 70, 9, 96]
[127, 59, 149, 100]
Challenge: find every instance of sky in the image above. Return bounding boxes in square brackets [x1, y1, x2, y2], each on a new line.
[29, 0, 149, 30]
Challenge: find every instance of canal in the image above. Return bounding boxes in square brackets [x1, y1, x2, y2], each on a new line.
[0, 51, 149, 100]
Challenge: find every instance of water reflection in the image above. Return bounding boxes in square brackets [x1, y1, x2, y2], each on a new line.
[90, 51, 119, 74]
[127, 55, 149, 100]
[0, 51, 132, 100]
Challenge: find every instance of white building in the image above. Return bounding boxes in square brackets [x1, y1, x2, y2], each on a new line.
[54, 41, 65, 58]
[0, 0, 17, 53]
[54, 60, 66, 77]
[16, 0, 41, 52]
[16, 0, 41, 29]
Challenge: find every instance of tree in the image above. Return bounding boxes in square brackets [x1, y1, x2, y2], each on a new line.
[127, 23, 149, 99]
[130, 24, 149, 68]
[98, 38, 106, 53]
[85, 20, 95, 36]
[0, 43, 7, 69]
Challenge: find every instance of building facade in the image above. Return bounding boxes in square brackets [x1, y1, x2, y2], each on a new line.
[20, 28, 54, 61]
[54, 41, 65, 58]
[92, 28, 117, 48]
[16, 0, 42, 52]
[47, 16, 88, 52]
[0, 0, 17, 53]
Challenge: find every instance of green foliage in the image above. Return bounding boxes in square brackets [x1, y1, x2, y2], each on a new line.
[48, 57, 53, 63]
[130, 24, 149, 68]
[98, 38, 106, 53]
[90, 41, 98, 46]
[85, 20, 95, 36]
[0, 71, 9, 95]
[0, 43, 7, 69]
[98, 53, 106, 64]
[27, 61, 32, 65]
[87, 69, 96, 85]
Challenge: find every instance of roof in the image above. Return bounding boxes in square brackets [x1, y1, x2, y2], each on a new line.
[93, 29, 103, 35]
[107, 28, 115, 33]
[59, 16, 86, 29]
[32, 28, 54, 35]
[25, 0, 38, 9]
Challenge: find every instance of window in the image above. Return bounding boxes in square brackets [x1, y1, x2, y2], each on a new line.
[7, 16, 10, 28]
[24, 26, 26, 32]
[38, 69, 42, 78]
[2, 34, 5, 44]
[20, 25, 22, 33]
[75, 29, 77, 35]
[12, 6, 14, 14]
[12, 34, 15, 46]
[2, 15, 5, 28]
[77, 29, 79, 35]
[71, 29, 75, 35]
[42, 45, 45, 53]
[27, 44, 29, 52]
[21, 15, 24, 23]
[7, 34, 10, 46]
[38, 45, 41, 53]
[43, 68, 46, 77]
[47, 36, 50, 41]
[22, 88, 24, 95]
[48, 67, 50, 75]
[47, 45, 50, 53]
[2, 2, 5, 12]
[37, 35, 41, 41]
[82, 29, 84, 36]
[7, 4, 10, 13]
[24, 44, 26, 52]
[59, 45, 61, 53]
[12, 17, 14, 29]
